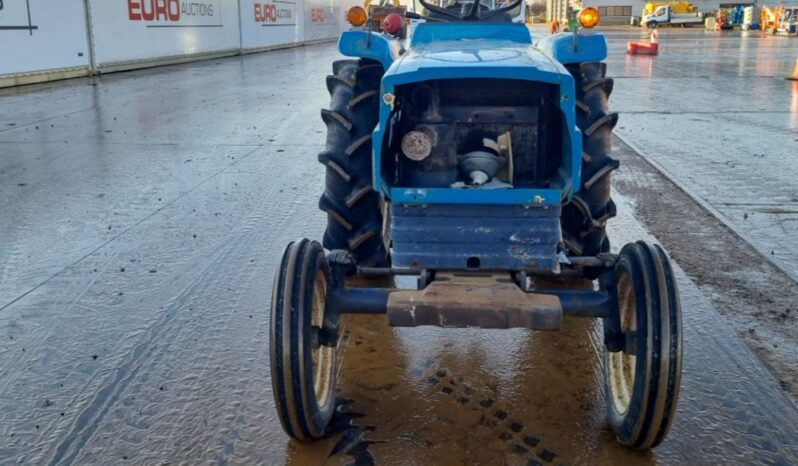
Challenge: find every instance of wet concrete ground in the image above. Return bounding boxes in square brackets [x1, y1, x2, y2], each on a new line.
[596, 27, 798, 405]
[602, 27, 798, 281]
[1, 29, 797, 465]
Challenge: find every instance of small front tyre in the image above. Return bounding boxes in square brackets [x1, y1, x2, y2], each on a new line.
[270, 239, 338, 440]
[605, 241, 683, 450]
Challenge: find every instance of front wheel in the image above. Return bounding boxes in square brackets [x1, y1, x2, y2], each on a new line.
[604, 241, 683, 450]
[270, 239, 338, 440]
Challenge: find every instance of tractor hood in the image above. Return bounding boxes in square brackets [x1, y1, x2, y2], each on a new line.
[373, 23, 583, 207]
[335, 21, 609, 205]
[384, 23, 569, 88]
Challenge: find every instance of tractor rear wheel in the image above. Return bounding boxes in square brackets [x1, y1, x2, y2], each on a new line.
[563, 62, 619, 261]
[318, 59, 387, 266]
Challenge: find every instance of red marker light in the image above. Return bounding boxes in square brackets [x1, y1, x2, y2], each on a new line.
[382, 13, 403, 35]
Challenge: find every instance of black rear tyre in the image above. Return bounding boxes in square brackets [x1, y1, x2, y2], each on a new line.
[563, 62, 619, 259]
[318, 59, 387, 266]
[605, 241, 683, 450]
[271, 239, 337, 440]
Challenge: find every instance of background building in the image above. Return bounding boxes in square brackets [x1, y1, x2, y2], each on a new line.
[546, 0, 744, 24]
[546, 0, 579, 22]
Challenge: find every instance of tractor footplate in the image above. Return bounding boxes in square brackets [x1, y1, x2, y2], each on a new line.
[386, 274, 562, 330]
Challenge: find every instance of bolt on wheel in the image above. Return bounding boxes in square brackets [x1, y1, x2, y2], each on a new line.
[605, 241, 683, 450]
[270, 239, 338, 440]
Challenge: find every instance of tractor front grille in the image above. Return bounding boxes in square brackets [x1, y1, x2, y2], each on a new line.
[390, 203, 561, 272]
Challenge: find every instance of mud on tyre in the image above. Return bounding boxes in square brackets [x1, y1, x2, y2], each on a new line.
[318, 59, 387, 266]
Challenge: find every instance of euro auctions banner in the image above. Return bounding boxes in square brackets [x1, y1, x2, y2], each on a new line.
[89, 0, 240, 67]
[1, 0, 352, 84]
[0, 0, 90, 75]
[303, 0, 338, 41]
[240, 0, 301, 49]
[127, 0, 220, 25]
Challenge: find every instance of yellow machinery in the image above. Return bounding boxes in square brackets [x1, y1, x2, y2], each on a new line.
[761, 5, 798, 34]
[761, 5, 782, 32]
[643, 1, 697, 15]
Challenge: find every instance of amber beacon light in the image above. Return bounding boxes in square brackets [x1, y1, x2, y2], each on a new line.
[346, 6, 368, 26]
[578, 7, 600, 28]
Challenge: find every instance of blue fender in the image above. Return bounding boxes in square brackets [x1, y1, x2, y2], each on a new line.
[338, 30, 403, 70]
[537, 32, 608, 64]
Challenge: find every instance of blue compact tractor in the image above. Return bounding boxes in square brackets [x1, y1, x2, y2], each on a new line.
[270, 0, 682, 450]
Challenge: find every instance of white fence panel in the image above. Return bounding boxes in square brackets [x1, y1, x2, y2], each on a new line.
[1, 0, 354, 87]
[0, 0, 91, 80]
[240, 0, 302, 49]
[303, 0, 339, 42]
[88, 0, 241, 69]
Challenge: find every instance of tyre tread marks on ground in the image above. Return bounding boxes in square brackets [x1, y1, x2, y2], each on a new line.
[563, 61, 619, 257]
[319, 59, 386, 266]
[49, 237, 246, 465]
[427, 367, 559, 464]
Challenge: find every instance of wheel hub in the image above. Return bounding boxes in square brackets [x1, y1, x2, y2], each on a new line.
[608, 271, 636, 415]
[311, 271, 335, 409]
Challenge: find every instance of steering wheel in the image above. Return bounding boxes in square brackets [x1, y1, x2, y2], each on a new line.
[418, 0, 522, 21]
[446, 1, 491, 18]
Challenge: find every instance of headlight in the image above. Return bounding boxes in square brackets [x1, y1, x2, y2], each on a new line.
[401, 130, 433, 161]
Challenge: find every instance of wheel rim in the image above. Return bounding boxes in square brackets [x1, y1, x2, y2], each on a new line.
[311, 270, 334, 409]
[609, 271, 636, 415]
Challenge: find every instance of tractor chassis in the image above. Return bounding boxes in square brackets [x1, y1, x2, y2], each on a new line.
[323, 251, 625, 349]
[271, 239, 681, 449]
